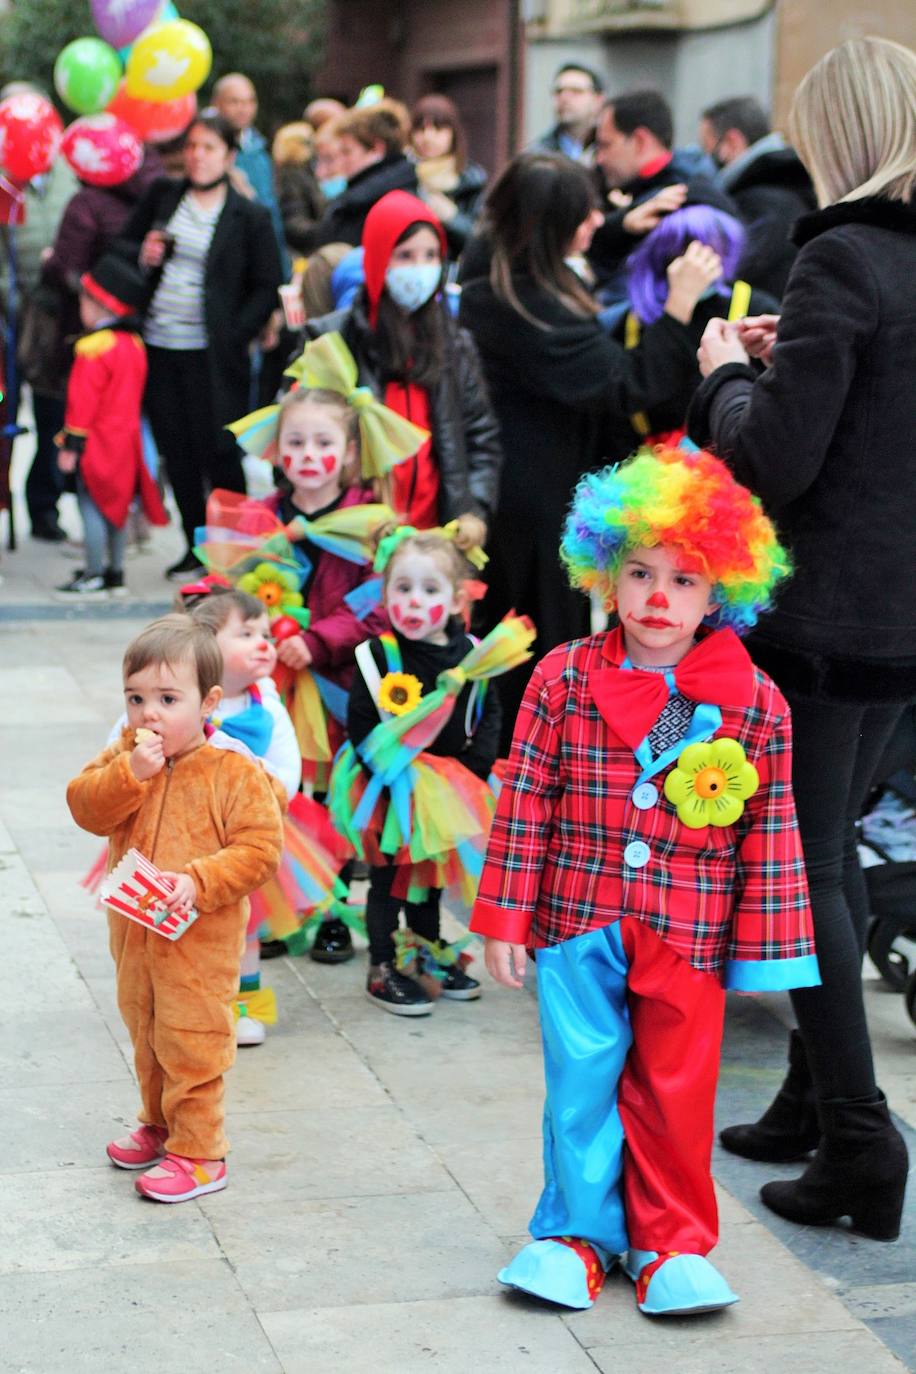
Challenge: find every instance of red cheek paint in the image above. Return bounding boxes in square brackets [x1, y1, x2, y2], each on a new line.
[281, 454, 294, 471]
[321, 455, 337, 474]
[428, 604, 444, 625]
[646, 591, 669, 609]
[390, 604, 403, 625]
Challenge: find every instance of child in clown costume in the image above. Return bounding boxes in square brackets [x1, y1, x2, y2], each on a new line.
[330, 527, 535, 1014]
[185, 586, 346, 1043]
[198, 331, 427, 963]
[471, 447, 819, 1316]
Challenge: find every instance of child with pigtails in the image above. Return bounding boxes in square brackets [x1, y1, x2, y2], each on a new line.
[471, 446, 819, 1317]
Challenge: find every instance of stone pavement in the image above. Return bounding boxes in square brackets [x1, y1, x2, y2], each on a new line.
[1, 470, 913, 1373]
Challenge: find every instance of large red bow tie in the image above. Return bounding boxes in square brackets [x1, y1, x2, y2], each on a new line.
[592, 628, 756, 749]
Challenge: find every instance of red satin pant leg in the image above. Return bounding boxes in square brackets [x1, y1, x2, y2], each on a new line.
[618, 917, 726, 1255]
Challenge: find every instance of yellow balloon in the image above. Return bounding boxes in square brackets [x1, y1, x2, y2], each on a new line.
[125, 19, 212, 102]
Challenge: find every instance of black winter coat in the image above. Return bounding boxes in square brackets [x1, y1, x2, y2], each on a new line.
[119, 178, 282, 427]
[718, 137, 816, 299]
[687, 197, 916, 699]
[612, 284, 777, 437]
[313, 155, 418, 248]
[303, 292, 502, 523]
[459, 273, 698, 746]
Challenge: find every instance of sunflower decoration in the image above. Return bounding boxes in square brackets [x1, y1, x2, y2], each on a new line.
[378, 671, 423, 716]
[664, 737, 760, 829]
[236, 562, 305, 619]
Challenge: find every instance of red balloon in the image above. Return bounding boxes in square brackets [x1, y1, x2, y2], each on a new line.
[61, 113, 143, 187]
[107, 82, 197, 144]
[0, 92, 63, 182]
[271, 616, 302, 642]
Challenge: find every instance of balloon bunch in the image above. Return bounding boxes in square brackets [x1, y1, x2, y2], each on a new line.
[0, 1, 213, 192]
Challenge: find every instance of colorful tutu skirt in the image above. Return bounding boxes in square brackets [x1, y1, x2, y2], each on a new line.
[329, 747, 496, 907]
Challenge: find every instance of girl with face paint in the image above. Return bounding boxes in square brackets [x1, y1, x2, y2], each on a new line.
[340, 528, 504, 1016]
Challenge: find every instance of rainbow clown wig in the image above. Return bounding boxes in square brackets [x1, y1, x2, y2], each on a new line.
[560, 447, 790, 635]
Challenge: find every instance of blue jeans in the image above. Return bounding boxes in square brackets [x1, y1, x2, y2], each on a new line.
[77, 475, 125, 577]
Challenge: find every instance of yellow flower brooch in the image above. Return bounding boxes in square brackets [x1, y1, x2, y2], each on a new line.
[664, 738, 760, 829]
[237, 562, 304, 618]
[378, 671, 423, 716]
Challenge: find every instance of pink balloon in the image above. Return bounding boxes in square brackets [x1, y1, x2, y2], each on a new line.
[91, 0, 163, 50]
[107, 82, 196, 143]
[61, 113, 144, 187]
[0, 92, 63, 182]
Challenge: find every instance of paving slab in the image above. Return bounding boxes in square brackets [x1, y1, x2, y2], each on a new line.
[0, 1167, 223, 1274]
[0, 1261, 283, 1374]
[260, 1295, 599, 1373]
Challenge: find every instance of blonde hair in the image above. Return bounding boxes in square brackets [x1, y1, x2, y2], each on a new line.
[789, 37, 916, 206]
[272, 121, 315, 166]
[123, 615, 222, 699]
[276, 388, 361, 487]
[381, 530, 469, 593]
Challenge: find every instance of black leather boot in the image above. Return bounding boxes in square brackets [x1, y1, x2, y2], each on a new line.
[760, 1092, 909, 1240]
[719, 1030, 821, 1162]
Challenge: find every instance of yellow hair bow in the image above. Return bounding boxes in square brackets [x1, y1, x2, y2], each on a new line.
[285, 332, 430, 480]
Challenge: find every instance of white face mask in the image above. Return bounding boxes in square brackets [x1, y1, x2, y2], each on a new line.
[384, 262, 441, 313]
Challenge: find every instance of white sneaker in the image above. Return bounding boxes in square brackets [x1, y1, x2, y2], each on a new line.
[235, 1015, 266, 1046]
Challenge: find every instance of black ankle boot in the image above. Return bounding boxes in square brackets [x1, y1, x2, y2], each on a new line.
[760, 1092, 909, 1240]
[720, 1030, 821, 1162]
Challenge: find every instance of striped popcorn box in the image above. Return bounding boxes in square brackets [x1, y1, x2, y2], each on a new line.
[100, 849, 198, 941]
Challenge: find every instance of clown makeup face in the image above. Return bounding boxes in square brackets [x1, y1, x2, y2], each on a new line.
[215, 609, 276, 697]
[278, 398, 356, 513]
[385, 550, 462, 645]
[124, 657, 221, 759]
[616, 544, 719, 667]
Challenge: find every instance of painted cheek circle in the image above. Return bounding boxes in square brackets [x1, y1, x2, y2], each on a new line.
[390, 604, 403, 624]
[428, 604, 444, 625]
[321, 455, 337, 474]
[281, 453, 294, 471]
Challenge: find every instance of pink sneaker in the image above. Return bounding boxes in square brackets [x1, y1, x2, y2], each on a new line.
[107, 1123, 168, 1170]
[135, 1153, 227, 1203]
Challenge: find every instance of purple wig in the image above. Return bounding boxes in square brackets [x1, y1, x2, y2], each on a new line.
[626, 205, 747, 325]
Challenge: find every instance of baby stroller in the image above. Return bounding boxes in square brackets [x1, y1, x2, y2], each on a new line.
[858, 708, 916, 1029]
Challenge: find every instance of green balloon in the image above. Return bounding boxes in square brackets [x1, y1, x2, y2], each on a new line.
[54, 37, 122, 116]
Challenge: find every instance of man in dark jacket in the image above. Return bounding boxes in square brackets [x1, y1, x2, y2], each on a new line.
[588, 89, 736, 295]
[699, 96, 816, 298]
[530, 63, 604, 165]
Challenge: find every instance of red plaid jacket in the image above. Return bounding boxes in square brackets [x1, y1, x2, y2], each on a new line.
[470, 627, 818, 990]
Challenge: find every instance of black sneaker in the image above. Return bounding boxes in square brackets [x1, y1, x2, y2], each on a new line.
[259, 939, 288, 960]
[366, 962, 433, 1016]
[104, 568, 128, 598]
[310, 917, 355, 964]
[440, 963, 481, 1000]
[52, 570, 107, 601]
[165, 550, 203, 580]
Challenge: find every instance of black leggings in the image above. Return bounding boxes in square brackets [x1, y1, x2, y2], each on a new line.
[784, 692, 906, 1101]
[366, 863, 441, 966]
[144, 346, 246, 550]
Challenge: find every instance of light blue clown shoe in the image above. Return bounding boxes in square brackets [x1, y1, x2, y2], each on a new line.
[498, 1238, 613, 1309]
[624, 1249, 740, 1316]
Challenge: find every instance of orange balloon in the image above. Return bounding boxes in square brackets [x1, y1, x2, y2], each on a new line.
[107, 81, 196, 143]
